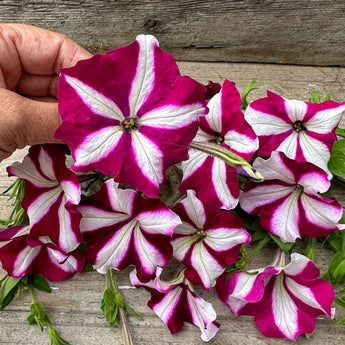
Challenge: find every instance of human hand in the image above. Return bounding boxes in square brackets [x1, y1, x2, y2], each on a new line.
[0, 23, 92, 161]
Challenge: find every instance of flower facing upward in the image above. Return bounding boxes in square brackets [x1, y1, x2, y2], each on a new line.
[180, 80, 258, 209]
[239, 151, 344, 242]
[56, 34, 207, 198]
[172, 190, 250, 290]
[78, 179, 181, 282]
[7, 145, 82, 253]
[244, 91, 345, 178]
[216, 252, 335, 340]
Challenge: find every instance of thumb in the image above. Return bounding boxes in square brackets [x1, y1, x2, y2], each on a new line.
[0, 88, 61, 161]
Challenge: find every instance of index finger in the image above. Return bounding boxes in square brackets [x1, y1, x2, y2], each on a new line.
[0, 23, 91, 90]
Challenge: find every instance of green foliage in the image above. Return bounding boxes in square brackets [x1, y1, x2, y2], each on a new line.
[269, 234, 295, 253]
[324, 231, 345, 284]
[308, 90, 331, 103]
[329, 139, 345, 179]
[0, 276, 23, 309]
[0, 178, 28, 227]
[241, 80, 257, 110]
[102, 269, 142, 329]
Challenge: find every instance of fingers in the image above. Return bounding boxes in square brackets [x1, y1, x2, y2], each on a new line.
[16, 72, 58, 98]
[0, 88, 61, 161]
[0, 23, 91, 92]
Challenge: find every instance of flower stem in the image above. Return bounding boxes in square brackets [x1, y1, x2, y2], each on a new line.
[236, 234, 270, 269]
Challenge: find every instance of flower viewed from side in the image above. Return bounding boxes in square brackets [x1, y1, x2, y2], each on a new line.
[78, 179, 181, 282]
[56, 34, 207, 198]
[216, 251, 335, 340]
[172, 190, 250, 290]
[180, 80, 258, 209]
[0, 225, 86, 281]
[130, 267, 220, 342]
[7, 145, 82, 252]
[239, 151, 344, 242]
[244, 91, 345, 177]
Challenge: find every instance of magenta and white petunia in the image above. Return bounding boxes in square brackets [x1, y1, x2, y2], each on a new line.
[0, 225, 86, 281]
[78, 179, 181, 282]
[7, 145, 82, 252]
[130, 267, 220, 342]
[216, 251, 335, 340]
[239, 151, 344, 242]
[172, 190, 250, 290]
[244, 91, 345, 177]
[56, 34, 207, 198]
[180, 80, 258, 209]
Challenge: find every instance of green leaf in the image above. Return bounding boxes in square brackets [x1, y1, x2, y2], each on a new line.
[327, 231, 343, 251]
[333, 259, 345, 281]
[309, 91, 321, 103]
[336, 127, 345, 138]
[0, 277, 22, 309]
[337, 317, 345, 325]
[326, 252, 345, 284]
[27, 275, 52, 293]
[241, 80, 257, 110]
[31, 302, 47, 321]
[27, 312, 37, 325]
[324, 93, 332, 101]
[269, 234, 294, 252]
[101, 288, 119, 326]
[335, 296, 345, 309]
[329, 139, 345, 178]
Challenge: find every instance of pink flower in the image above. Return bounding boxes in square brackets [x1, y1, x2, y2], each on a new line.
[77, 179, 181, 282]
[130, 267, 219, 341]
[239, 151, 344, 242]
[172, 190, 250, 290]
[56, 35, 207, 198]
[216, 251, 335, 340]
[0, 225, 86, 281]
[245, 91, 345, 177]
[7, 144, 82, 252]
[180, 80, 258, 209]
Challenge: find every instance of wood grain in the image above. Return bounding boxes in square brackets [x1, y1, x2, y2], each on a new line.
[0, 0, 345, 66]
[0, 61, 345, 344]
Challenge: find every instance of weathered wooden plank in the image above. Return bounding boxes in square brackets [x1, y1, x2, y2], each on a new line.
[0, 0, 345, 66]
[1, 62, 345, 344]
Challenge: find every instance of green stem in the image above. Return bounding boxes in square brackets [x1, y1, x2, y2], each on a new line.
[236, 234, 270, 269]
[342, 231, 345, 256]
[27, 285, 36, 304]
[109, 269, 119, 294]
[244, 234, 271, 261]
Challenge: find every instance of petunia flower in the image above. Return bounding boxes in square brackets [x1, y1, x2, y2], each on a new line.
[77, 179, 181, 282]
[216, 251, 335, 340]
[0, 225, 86, 281]
[239, 151, 344, 242]
[56, 34, 207, 198]
[180, 80, 258, 209]
[244, 91, 345, 177]
[172, 190, 250, 290]
[7, 144, 82, 252]
[130, 267, 220, 342]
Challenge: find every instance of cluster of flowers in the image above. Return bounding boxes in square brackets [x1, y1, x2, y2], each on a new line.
[1, 34, 345, 342]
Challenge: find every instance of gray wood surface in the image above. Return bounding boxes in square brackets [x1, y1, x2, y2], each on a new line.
[1, 0, 345, 66]
[1, 62, 345, 344]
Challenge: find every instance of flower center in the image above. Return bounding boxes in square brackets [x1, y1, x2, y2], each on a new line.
[295, 184, 304, 195]
[210, 132, 224, 145]
[122, 118, 138, 132]
[293, 120, 306, 133]
[196, 229, 207, 240]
